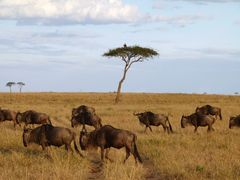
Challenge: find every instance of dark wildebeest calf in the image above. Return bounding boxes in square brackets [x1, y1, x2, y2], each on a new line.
[196, 104, 222, 120]
[79, 125, 142, 164]
[71, 105, 102, 129]
[16, 110, 52, 127]
[133, 111, 173, 133]
[229, 115, 240, 129]
[181, 113, 216, 133]
[23, 124, 83, 156]
[0, 108, 20, 128]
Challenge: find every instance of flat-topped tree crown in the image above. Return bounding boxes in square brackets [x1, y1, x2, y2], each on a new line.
[103, 45, 158, 63]
[103, 44, 159, 103]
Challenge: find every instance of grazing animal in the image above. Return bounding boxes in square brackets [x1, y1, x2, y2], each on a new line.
[181, 113, 216, 132]
[0, 108, 20, 128]
[196, 104, 222, 120]
[16, 110, 52, 127]
[72, 105, 95, 117]
[79, 125, 142, 164]
[71, 105, 102, 129]
[229, 115, 240, 129]
[23, 124, 83, 156]
[133, 111, 173, 133]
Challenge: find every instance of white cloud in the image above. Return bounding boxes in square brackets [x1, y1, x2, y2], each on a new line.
[158, 0, 240, 3]
[0, 0, 140, 25]
[145, 14, 211, 27]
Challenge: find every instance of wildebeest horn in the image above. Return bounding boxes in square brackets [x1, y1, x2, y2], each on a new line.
[133, 112, 139, 116]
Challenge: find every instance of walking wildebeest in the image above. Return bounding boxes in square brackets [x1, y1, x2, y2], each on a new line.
[16, 110, 52, 127]
[23, 124, 83, 157]
[196, 104, 222, 120]
[181, 113, 216, 132]
[0, 108, 20, 128]
[229, 115, 240, 129]
[71, 105, 102, 129]
[79, 125, 142, 164]
[133, 111, 173, 133]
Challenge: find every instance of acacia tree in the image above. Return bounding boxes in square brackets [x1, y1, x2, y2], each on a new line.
[17, 82, 25, 93]
[6, 82, 16, 93]
[103, 44, 159, 103]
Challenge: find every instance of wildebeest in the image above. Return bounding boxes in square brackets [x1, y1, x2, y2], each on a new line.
[229, 115, 240, 129]
[181, 113, 216, 132]
[133, 111, 173, 133]
[72, 105, 95, 117]
[79, 125, 142, 164]
[16, 110, 52, 127]
[0, 108, 20, 128]
[71, 105, 102, 129]
[196, 104, 222, 120]
[23, 124, 83, 156]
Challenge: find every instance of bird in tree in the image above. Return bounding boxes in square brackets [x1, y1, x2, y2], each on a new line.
[6, 82, 16, 93]
[17, 82, 25, 93]
[103, 44, 159, 103]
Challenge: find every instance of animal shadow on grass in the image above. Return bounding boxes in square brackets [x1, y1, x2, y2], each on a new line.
[0, 146, 53, 161]
[86, 152, 104, 180]
[142, 155, 184, 180]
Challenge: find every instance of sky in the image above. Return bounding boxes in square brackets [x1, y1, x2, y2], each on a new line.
[0, 0, 240, 94]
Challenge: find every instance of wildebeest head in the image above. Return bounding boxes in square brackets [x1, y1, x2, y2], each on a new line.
[22, 127, 32, 147]
[181, 115, 189, 128]
[79, 128, 90, 150]
[16, 112, 23, 124]
[133, 112, 144, 119]
[229, 116, 236, 129]
[71, 116, 79, 128]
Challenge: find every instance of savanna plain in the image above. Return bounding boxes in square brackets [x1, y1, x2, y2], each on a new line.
[0, 93, 239, 180]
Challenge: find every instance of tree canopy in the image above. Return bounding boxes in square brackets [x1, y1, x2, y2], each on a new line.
[103, 45, 159, 63]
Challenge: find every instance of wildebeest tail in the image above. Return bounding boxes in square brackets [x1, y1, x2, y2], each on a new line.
[73, 134, 83, 157]
[167, 117, 173, 133]
[133, 135, 143, 163]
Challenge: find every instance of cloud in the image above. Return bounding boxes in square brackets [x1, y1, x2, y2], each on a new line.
[157, 0, 240, 4]
[146, 14, 211, 27]
[0, 0, 140, 25]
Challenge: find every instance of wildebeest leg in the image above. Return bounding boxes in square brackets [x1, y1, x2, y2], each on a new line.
[100, 146, 105, 161]
[65, 144, 74, 154]
[129, 145, 138, 164]
[207, 125, 214, 132]
[105, 148, 113, 162]
[144, 125, 148, 132]
[148, 126, 153, 132]
[162, 124, 169, 134]
[41, 144, 46, 151]
[194, 126, 198, 133]
[124, 147, 130, 163]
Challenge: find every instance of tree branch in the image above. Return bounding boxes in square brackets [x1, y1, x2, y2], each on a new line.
[126, 57, 143, 71]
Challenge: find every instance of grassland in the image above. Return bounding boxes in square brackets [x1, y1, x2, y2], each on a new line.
[0, 92, 240, 180]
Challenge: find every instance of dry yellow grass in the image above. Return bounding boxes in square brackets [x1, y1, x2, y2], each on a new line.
[0, 92, 240, 180]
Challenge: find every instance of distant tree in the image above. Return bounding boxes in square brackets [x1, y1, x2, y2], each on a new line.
[17, 82, 25, 93]
[6, 82, 16, 93]
[103, 44, 159, 103]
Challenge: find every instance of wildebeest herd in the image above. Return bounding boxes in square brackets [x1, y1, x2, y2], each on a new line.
[0, 104, 239, 164]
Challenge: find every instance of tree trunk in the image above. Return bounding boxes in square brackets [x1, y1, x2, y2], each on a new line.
[20, 86, 22, 93]
[9, 86, 12, 93]
[115, 66, 128, 104]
